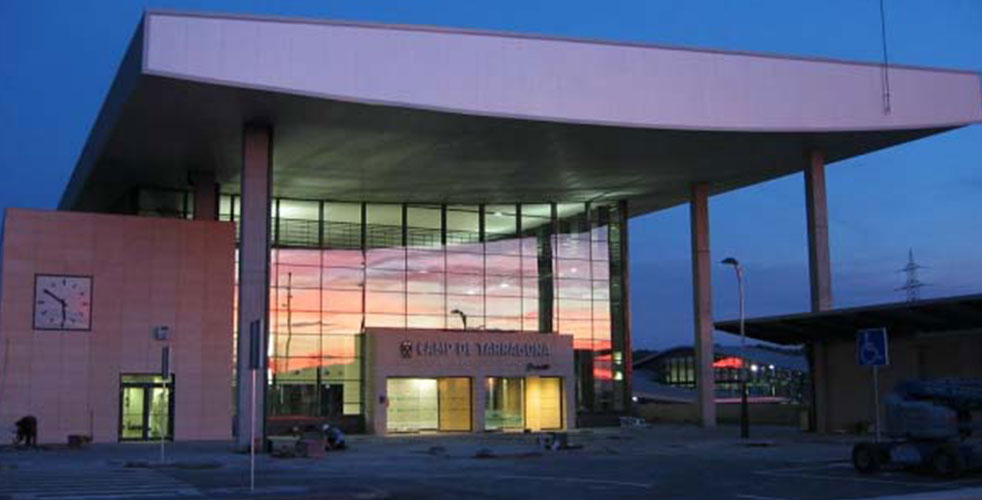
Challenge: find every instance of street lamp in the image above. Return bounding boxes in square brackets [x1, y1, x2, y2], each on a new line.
[721, 257, 749, 439]
[450, 309, 468, 330]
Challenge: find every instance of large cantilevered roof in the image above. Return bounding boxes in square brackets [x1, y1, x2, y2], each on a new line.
[60, 10, 982, 214]
[715, 294, 982, 345]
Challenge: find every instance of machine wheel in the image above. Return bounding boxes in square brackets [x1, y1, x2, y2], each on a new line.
[958, 410, 973, 439]
[929, 445, 965, 478]
[853, 443, 883, 474]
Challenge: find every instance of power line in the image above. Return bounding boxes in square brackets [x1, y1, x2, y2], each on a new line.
[879, 0, 892, 114]
[896, 248, 926, 302]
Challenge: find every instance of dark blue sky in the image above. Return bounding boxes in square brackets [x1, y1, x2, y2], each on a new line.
[2, 1, 980, 349]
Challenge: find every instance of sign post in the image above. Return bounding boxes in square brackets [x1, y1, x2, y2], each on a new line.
[857, 328, 889, 442]
[160, 346, 170, 463]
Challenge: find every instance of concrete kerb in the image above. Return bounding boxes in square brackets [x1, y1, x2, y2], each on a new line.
[362, 425, 857, 463]
[0, 440, 248, 470]
[851, 488, 982, 500]
[0, 424, 856, 469]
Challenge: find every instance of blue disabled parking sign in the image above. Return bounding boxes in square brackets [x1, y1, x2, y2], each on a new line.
[857, 328, 889, 367]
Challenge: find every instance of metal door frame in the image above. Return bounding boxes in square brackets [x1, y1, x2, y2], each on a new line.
[117, 374, 175, 442]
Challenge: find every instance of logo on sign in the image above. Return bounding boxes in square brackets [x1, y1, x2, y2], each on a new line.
[399, 341, 413, 359]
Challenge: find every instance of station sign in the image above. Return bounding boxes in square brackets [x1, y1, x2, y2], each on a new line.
[400, 339, 551, 359]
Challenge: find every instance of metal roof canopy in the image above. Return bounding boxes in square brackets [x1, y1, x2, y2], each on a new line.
[715, 294, 982, 345]
[633, 345, 807, 372]
[60, 11, 982, 215]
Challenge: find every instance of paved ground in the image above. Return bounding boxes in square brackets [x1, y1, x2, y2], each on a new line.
[2, 425, 981, 500]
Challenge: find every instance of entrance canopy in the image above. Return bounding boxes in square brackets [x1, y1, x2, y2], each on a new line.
[61, 10, 982, 214]
[715, 294, 982, 345]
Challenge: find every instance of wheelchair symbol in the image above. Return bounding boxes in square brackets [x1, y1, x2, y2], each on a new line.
[860, 337, 882, 364]
[858, 330, 887, 366]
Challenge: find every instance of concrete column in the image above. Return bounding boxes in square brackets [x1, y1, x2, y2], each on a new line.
[537, 211, 555, 333]
[805, 150, 833, 311]
[189, 171, 219, 221]
[804, 149, 833, 432]
[235, 125, 273, 449]
[372, 369, 386, 435]
[690, 183, 716, 428]
[810, 341, 832, 432]
[617, 200, 633, 413]
[564, 372, 576, 430]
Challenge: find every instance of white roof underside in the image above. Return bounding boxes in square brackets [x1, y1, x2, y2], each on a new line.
[60, 11, 982, 213]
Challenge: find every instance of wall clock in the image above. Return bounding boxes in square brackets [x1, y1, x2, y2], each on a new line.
[34, 275, 93, 331]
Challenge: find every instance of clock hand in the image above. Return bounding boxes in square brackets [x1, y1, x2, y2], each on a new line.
[43, 289, 67, 306]
[42, 289, 67, 328]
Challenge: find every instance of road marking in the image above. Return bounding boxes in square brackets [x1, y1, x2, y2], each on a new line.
[755, 461, 982, 489]
[756, 470, 966, 488]
[321, 472, 654, 489]
[0, 468, 201, 499]
[756, 462, 850, 473]
[494, 474, 653, 489]
[204, 485, 309, 496]
[845, 487, 982, 500]
[14, 489, 202, 500]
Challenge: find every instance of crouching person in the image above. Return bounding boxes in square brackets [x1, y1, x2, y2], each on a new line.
[322, 423, 346, 451]
[15, 415, 37, 448]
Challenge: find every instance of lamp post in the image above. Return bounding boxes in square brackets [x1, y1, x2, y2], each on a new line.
[450, 309, 468, 330]
[721, 257, 749, 439]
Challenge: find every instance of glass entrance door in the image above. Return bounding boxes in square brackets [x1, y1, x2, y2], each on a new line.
[120, 386, 147, 440]
[386, 377, 473, 433]
[539, 377, 563, 430]
[387, 378, 439, 432]
[485, 377, 525, 430]
[526, 376, 563, 431]
[119, 375, 173, 441]
[437, 378, 472, 432]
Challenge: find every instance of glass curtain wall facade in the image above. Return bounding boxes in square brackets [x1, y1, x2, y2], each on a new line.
[196, 194, 628, 421]
[649, 352, 809, 403]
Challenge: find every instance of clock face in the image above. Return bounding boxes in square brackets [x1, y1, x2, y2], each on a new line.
[34, 275, 92, 331]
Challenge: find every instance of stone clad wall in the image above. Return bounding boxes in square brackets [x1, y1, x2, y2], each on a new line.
[0, 208, 235, 443]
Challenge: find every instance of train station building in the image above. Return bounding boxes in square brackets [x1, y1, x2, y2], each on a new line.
[0, 10, 979, 444]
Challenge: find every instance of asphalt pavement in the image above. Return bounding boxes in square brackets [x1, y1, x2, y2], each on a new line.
[2, 425, 981, 500]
